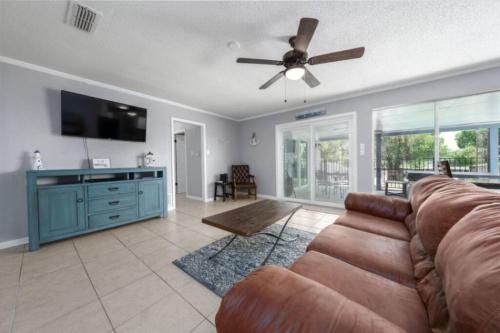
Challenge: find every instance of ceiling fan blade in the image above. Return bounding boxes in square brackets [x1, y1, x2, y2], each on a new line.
[303, 68, 320, 88]
[259, 71, 285, 90]
[237, 58, 283, 65]
[308, 47, 365, 65]
[294, 18, 319, 53]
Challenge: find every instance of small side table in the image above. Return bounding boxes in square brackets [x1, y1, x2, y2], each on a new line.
[214, 181, 231, 202]
[385, 180, 408, 198]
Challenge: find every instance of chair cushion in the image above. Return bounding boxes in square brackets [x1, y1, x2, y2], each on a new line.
[307, 224, 416, 287]
[291, 251, 430, 333]
[232, 165, 250, 183]
[336, 211, 410, 241]
[233, 182, 256, 187]
[435, 203, 500, 332]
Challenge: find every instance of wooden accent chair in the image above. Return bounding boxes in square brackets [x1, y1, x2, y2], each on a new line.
[232, 165, 257, 200]
[438, 160, 453, 177]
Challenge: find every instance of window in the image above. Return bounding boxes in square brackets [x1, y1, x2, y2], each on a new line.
[373, 91, 500, 191]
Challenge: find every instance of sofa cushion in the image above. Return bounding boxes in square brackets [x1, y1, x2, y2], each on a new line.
[435, 203, 500, 332]
[416, 185, 500, 257]
[336, 210, 410, 241]
[409, 175, 466, 212]
[344, 192, 412, 222]
[216, 265, 406, 333]
[291, 251, 430, 333]
[307, 224, 416, 287]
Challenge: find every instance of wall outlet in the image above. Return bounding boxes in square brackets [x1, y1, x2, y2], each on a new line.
[360, 143, 365, 156]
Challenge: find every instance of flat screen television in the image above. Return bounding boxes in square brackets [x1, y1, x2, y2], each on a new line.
[61, 90, 147, 142]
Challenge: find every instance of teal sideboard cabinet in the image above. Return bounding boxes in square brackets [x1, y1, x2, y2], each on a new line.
[27, 167, 167, 251]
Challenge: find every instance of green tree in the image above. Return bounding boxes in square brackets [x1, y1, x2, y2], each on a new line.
[456, 130, 478, 149]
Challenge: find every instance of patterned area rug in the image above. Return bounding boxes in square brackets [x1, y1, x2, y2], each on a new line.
[173, 224, 316, 297]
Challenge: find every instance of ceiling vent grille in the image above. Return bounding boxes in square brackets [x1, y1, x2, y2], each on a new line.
[65, 0, 101, 33]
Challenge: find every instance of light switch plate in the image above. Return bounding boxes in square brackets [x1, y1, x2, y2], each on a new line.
[360, 143, 365, 156]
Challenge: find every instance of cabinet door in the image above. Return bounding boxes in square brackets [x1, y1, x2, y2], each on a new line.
[38, 186, 86, 241]
[138, 180, 163, 217]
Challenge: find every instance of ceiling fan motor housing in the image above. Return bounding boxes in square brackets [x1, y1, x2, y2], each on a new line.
[283, 50, 307, 68]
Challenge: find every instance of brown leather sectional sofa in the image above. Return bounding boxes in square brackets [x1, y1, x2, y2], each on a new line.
[215, 176, 500, 332]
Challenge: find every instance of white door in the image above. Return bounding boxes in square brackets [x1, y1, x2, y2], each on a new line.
[175, 133, 187, 194]
[277, 113, 356, 207]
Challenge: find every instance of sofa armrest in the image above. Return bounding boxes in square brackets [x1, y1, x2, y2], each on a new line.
[216, 266, 405, 333]
[344, 192, 412, 222]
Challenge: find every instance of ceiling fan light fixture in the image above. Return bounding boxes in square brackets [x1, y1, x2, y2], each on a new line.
[285, 66, 306, 80]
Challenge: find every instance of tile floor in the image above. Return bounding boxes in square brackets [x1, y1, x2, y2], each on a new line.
[0, 195, 342, 333]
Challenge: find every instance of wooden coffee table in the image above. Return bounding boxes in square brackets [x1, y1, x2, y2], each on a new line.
[202, 200, 302, 265]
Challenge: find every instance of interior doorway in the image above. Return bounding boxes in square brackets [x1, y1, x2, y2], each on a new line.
[171, 118, 207, 209]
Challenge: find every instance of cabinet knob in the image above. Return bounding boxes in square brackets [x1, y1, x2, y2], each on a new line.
[108, 201, 120, 206]
[138, 191, 144, 195]
[108, 187, 119, 192]
[109, 215, 121, 220]
[76, 198, 84, 203]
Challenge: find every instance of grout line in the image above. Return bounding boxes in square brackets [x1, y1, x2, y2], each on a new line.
[12, 244, 104, 332]
[72, 240, 117, 333]
[110, 229, 217, 329]
[9, 249, 24, 333]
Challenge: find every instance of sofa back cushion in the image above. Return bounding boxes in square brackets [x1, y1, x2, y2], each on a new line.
[435, 203, 500, 332]
[405, 176, 462, 237]
[416, 186, 500, 258]
[409, 176, 460, 212]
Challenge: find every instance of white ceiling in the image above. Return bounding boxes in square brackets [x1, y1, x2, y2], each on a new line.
[1, 1, 500, 120]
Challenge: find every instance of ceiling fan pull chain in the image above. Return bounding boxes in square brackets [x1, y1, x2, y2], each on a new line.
[284, 78, 287, 103]
[303, 84, 307, 103]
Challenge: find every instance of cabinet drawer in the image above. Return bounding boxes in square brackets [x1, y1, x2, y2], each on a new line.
[88, 194, 137, 213]
[88, 207, 138, 229]
[88, 182, 136, 198]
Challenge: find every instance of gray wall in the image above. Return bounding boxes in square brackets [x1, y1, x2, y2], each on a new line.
[0, 62, 241, 243]
[239, 66, 500, 196]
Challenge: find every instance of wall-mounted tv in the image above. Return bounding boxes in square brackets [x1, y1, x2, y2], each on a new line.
[61, 90, 147, 142]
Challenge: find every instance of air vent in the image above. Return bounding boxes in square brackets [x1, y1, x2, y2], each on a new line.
[65, 0, 101, 33]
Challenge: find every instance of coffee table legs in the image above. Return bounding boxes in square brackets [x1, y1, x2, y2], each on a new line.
[209, 234, 237, 260]
[261, 208, 299, 266]
[208, 209, 300, 264]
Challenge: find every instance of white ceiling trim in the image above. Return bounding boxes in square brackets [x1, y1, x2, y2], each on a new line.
[238, 58, 500, 122]
[0, 56, 237, 121]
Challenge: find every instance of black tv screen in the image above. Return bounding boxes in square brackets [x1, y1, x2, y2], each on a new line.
[61, 90, 147, 142]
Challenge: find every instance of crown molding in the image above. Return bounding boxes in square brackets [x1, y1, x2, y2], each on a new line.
[237, 59, 500, 122]
[0, 56, 237, 121]
[3, 55, 499, 123]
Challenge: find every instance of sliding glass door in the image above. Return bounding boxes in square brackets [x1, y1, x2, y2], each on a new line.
[373, 90, 500, 191]
[277, 113, 356, 206]
[283, 127, 310, 200]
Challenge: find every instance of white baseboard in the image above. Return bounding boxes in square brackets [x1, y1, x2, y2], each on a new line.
[258, 194, 278, 200]
[185, 195, 204, 201]
[0, 237, 28, 250]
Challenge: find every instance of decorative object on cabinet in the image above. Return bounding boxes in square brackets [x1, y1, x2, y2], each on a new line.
[144, 152, 156, 167]
[26, 167, 166, 250]
[31, 150, 44, 170]
[91, 158, 111, 168]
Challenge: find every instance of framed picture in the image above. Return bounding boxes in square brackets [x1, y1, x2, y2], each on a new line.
[91, 158, 111, 169]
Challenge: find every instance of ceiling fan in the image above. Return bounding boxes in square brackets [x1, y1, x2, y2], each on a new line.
[236, 18, 365, 90]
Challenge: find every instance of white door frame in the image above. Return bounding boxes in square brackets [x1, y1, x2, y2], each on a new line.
[170, 118, 207, 210]
[275, 112, 357, 208]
